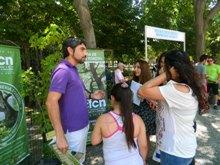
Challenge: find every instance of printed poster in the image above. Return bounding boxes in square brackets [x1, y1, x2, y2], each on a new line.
[0, 45, 29, 164]
[78, 49, 107, 124]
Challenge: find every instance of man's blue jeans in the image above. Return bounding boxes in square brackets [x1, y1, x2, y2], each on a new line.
[160, 150, 193, 165]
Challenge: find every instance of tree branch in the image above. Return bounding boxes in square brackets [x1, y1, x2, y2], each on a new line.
[205, 1, 220, 29]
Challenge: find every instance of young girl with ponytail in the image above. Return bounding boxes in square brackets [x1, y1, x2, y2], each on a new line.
[91, 83, 148, 165]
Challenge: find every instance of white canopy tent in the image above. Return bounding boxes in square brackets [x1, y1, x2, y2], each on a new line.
[145, 25, 186, 60]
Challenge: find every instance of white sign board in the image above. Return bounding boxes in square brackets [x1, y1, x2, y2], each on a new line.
[145, 25, 186, 60]
[145, 26, 185, 42]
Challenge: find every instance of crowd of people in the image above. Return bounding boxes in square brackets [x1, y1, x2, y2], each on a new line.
[46, 37, 219, 165]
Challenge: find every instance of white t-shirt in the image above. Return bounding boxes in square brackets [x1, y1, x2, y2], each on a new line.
[114, 68, 124, 84]
[158, 80, 198, 158]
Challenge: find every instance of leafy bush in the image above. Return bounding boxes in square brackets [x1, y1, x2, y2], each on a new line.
[21, 24, 66, 141]
[21, 53, 61, 140]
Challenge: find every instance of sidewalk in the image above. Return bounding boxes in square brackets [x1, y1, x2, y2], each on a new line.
[195, 106, 220, 164]
[85, 106, 220, 165]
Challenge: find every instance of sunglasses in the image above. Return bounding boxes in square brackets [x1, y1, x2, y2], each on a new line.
[207, 60, 213, 62]
[67, 37, 86, 48]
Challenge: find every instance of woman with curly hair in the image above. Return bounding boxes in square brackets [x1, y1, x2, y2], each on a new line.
[138, 50, 209, 165]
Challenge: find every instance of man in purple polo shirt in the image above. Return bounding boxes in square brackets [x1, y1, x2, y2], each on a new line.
[46, 37, 104, 163]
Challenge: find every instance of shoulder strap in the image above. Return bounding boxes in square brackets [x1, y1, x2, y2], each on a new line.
[108, 112, 123, 131]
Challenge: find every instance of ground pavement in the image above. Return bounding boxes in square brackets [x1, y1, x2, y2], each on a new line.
[85, 105, 220, 165]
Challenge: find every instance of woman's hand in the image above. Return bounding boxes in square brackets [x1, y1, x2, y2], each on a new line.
[147, 100, 158, 110]
[158, 67, 164, 75]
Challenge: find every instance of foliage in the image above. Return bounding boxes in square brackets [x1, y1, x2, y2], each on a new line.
[141, 0, 195, 57]
[0, 123, 10, 139]
[206, 14, 220, 63]
[21, 52, 61, 137]
[1, 0, 220, 65]
[0, 0, 81, 70]
[90, 0, 145, 61]
[0, 0, 79, 43]
[29, 24, 67, 51]
[42, 142, 57, 159]
[21, 24, 64, 138]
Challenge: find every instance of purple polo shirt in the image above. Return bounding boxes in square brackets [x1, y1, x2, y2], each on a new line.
[49, 60, 89, 133]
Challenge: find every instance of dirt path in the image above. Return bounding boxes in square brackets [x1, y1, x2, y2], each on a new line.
[195, 106, 220, 164]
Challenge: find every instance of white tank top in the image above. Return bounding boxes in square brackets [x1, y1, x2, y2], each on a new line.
[102, 111, 144, 165]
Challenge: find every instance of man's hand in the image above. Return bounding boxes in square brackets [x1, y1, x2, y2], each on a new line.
[91, 90, 105, 100]
[56, 135, 69, 154]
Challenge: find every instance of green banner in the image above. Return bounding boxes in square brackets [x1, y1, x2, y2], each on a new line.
[78, 49, 107, 144]
[79, 49, 107, 122]
[78, 49, 107, 122]
[0, 45, 29, 164]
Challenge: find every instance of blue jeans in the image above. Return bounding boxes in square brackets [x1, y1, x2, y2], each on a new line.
[160, 151, 193, 165]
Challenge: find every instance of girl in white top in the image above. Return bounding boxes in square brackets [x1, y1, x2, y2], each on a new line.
[138, 50, 209, 165]
[92, 83, 148, 165]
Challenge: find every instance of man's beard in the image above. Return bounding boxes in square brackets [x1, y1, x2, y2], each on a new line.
[75, 56, 86, 64]
[78, 58, 86, 64]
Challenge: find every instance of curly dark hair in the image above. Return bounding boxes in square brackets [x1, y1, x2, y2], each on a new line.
[164, 50, 209, 114]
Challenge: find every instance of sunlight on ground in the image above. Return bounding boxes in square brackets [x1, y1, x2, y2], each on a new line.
[196, 158, 213, 165]
[211, 122, 220, 132]
[195, 108, 220, 164]
[197, 146, 215, 158]
[197, 124, 209, 142]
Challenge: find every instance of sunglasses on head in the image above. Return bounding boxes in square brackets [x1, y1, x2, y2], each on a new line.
[68, 37, 86, 48]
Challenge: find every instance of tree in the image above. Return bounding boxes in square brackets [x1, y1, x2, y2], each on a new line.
[206, 14, 220, 61]
[73, 0, 108, 91]
[194, 0, 220, 58]
[0, 0, 80, 69]
[73, 0, 96, 48]
[90, 0, 144, 62]
[141, 0, 196, 57]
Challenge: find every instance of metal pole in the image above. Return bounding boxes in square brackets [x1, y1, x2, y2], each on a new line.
[145, 26, 148, 61]
[183, 33, 186, 51]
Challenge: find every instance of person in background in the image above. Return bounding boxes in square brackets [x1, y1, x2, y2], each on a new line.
[46, 37, 105, 164]
[206, 56, 220, 109]
[91, 83, 148, 165]
[195, 54, 208, 92]
[114, 62, 126, 84]
[138, 50, 209, 165]
[217, 64, 220, 105]
[132, 60, 156, 159]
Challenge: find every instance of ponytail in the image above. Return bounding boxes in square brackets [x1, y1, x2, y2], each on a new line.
[111, 83, 136, 149]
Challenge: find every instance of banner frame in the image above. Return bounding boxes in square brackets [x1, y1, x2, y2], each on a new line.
[145, 25, 186, 60]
